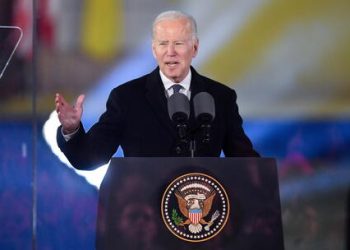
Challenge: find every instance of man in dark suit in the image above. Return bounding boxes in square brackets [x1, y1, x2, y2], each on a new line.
[55, 10, 259, 170]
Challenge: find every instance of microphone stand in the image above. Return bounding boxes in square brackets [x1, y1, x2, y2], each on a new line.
[188, 123, 211, 157]
[201, 124, 211, 143]
[189, 139, 196, 158]
[176, 123, 187, 140]
[174, 123, 190, 156]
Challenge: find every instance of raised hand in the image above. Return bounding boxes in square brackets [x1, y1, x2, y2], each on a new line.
[55, 93, 85, 134]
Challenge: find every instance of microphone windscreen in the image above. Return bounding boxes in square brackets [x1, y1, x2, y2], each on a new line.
[167, 93, 190, 122]
[193, 92, 215, 122]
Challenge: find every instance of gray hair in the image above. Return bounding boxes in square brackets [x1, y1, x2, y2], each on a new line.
[152, 10, 198, 40]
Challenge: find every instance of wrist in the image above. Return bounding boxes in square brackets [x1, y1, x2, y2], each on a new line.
[62, 126, 79, 135]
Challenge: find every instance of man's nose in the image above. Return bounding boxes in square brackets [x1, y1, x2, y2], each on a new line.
[167, 44, 176, 55]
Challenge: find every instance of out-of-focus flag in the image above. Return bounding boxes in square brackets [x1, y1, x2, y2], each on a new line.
[199, 0, 350, 119]
[38, 0, 55, 48]
[80, 0, 124, 60]
[12, 0, 32, 59]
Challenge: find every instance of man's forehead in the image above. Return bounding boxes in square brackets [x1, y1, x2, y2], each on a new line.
[155, 19, 191, 32]
[153, 27, 192, 41]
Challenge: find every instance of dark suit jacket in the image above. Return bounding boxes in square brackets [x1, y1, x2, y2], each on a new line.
[57, 67, 259, 169]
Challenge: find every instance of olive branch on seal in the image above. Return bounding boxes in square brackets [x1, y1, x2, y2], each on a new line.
[171, 209, 183, 226]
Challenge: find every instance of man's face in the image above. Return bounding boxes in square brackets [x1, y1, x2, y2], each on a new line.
[152, 18, 199, 83]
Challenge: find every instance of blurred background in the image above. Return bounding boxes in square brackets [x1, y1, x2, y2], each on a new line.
[0, 0, 349, 249]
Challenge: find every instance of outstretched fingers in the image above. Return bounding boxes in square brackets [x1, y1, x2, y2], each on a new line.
[55, 93, 69, 114]
[54, 93, 85, 134]
[75, 94, 85, 111]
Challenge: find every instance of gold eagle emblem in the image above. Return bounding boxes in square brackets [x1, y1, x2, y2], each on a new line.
[161, 173, 229, 242]
[174, 183, 219, 233]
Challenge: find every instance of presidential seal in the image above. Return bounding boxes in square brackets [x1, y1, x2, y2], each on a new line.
[161, 172, 230, 242]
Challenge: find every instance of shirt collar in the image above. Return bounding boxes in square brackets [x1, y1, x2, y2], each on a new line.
[159, 69, 191, 91]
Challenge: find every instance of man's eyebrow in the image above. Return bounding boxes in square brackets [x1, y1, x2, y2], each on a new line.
[158, 40, 186, 43]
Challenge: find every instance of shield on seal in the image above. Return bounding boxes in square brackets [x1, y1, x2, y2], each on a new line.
[189, 208, 202, 225]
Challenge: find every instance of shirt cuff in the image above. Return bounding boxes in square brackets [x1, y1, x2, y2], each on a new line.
[61, 127, 79, 141]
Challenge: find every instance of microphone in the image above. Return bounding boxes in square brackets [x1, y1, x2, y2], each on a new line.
[193, 92, 215, 143]
[167, 92, 190, 140]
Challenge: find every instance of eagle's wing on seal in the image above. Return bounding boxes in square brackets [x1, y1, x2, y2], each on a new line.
[175, 192, 189, 218]
[202, 192, 216, 217]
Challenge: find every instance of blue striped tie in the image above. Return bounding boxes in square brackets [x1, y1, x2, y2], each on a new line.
[171, 84, 183, 94]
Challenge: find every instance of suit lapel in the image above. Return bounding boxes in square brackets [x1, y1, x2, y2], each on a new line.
[145, 68, 177, 138]
[189, 67, 210, 126]
[190, 67, 210, 96]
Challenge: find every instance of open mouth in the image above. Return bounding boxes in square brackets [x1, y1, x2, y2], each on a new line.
[165, 62, 179, 67]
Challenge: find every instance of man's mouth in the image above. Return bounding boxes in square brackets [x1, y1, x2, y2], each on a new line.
[165, 62, 179, 67]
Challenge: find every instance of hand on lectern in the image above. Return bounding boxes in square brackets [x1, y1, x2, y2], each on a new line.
[55, 93, 85, 134]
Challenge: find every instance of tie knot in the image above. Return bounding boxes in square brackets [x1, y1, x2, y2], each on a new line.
[171, 84, 183, 94]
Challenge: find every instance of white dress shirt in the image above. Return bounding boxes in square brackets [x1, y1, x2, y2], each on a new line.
[159, 69, 191, 99]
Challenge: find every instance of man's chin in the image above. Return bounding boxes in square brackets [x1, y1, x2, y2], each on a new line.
[164, 73, 181, 83]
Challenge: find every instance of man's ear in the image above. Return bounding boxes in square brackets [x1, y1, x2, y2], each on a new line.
[151, 41, 157, 58]
[193, 39, 199, 58]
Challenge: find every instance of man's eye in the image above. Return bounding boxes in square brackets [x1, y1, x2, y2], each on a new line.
[175, 42, 184, 46]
